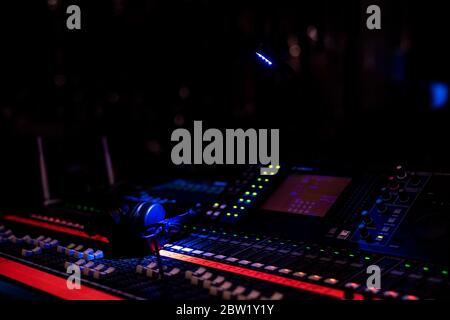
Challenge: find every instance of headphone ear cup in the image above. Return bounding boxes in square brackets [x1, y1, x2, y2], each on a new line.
[139, 203, 166, 229]
[110, 201, 166, 256]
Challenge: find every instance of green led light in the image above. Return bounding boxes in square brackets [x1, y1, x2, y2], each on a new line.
[364, 256, 371, 260]
[349, 254, 355, 257]
[320, 249, 325, 252]
[245, 199, 251, 203]
[245, 191, 250, 195]
[213, 203, 219, 207]
[240, 206, 245, 210]
[238, 198, 244, 202]
[334, 251, 339, 255]
[252, 192, 258, 196]
[251, 185, 256, 188]
[256, 238, 260, 240]
[226, 213, 231, 216]
[404, 263, 411, 268]
[306, 246, 311, 250]
[192, 226, 197, 230]
[423, 267, 429, 272]
[442, 270, 448, 276]
[264, 179, 269, 182]
[258, 185, 263, 189]
[233, 205, 237, 209]
[257, 178, 262, 181]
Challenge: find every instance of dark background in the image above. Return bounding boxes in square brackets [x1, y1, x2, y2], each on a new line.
[1, 0, 449, 207]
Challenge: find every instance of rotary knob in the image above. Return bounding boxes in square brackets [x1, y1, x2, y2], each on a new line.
[388, 176, 400, 191]
[376, 199, 388, 214]
[361, 210, 374, 226]
[395, 165, 408, 180]
[381, 187, 392, 201]
[358, 223, 371, 240]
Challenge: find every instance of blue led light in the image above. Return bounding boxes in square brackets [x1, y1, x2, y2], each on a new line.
[256, 52, 273, 66]
[430, 82, 448, 109]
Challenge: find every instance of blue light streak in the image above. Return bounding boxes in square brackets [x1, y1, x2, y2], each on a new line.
[256, 52, 273, 66]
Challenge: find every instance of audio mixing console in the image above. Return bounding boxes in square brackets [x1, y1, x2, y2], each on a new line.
[1, 164, 449, 300]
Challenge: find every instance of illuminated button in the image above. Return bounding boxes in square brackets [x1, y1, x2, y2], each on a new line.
[213, 211, 221, 217]
[171, 245, 183, 250]
[384, 290, 399, 299]
[376, 235, 384, 241]
[264, 265, 278, 271]
[251, 262, 264, 268]
[213, 203, 219, 208]
[206, 210, 213, 216]
[181, 247, 193, 252]
[203, 252, 215, 257]
[82, 248, 94, 259]
[192, 250, 204, 255]
[293, 271, 307, 278]
[364, 287, 380, 294]
[220, 204, 227, 209]
[345, 282, 360, 290]
[214, 255, 226, 260]
[278, 268, 292, 275]
[226, 257, 238, 263]
[402, 295, 419, 300]
[324, 278, 339, 285]
[238, 260, 251, 265]
[308, 274, 322, 281]
[93, 250, 104, 259]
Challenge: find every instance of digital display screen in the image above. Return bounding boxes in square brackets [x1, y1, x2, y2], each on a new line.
[261, 174, 351, 217]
